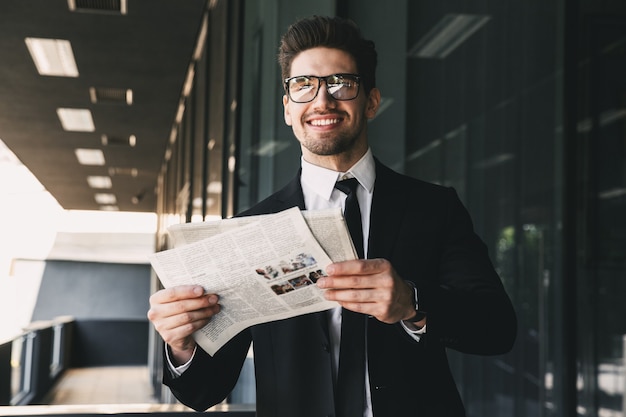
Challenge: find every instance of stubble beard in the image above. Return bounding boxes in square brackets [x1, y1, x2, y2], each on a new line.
[300, 130, 359, 156]
[298, 112, 366, 157]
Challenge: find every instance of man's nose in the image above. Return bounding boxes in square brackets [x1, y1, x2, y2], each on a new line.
[312, 80, 336, 107]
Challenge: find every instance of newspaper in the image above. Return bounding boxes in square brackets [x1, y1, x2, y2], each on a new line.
[167, 207, 358, 262]
[148, 206, 356, 356]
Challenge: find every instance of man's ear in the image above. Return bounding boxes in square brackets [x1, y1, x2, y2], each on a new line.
[283, 94, 292, 126]
[365, 87, 381, 119]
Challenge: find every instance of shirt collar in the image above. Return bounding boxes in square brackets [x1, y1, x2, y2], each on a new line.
[301, 149, 376, 201]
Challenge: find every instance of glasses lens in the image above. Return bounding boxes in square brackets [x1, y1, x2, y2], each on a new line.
[287, 76, 317, 103]
[326, 75, 359, 100]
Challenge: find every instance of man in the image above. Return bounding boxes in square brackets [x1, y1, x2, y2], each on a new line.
[147, 15, 517, 417]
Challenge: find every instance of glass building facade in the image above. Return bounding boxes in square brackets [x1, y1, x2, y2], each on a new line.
[152, 1, 626, 416]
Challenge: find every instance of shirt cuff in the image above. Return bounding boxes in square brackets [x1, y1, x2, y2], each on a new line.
[165, 343, 197, 377]
[400, 321, 427, 342]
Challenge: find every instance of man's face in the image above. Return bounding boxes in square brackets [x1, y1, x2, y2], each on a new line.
[283, 47, 380, 169]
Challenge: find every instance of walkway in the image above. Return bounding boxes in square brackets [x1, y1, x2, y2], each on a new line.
[44, 366, 157, 405]
[0, 366, 255, 415]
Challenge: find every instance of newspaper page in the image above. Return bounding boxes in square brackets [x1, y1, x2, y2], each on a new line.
[167, 207, 357, 263]
[149, 207, 355, 356]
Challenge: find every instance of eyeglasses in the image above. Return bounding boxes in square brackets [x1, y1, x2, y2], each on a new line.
[284, 73, 361, 103]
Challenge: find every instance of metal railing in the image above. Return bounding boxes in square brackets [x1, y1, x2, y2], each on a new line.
[0, 316, 257, 416]
[0, 316, 74, 406]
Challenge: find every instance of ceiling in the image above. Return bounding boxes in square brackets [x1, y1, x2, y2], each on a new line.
[0, 0, 207, 212]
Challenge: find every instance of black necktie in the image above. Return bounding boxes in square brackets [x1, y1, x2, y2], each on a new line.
[334, 178, 366, 417]
[334, 178, 364, 259]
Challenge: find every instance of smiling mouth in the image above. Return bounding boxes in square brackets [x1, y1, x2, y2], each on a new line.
[308, 118, 341, 126]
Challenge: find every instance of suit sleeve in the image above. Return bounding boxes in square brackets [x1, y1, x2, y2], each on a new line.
[162, 329, 252, 411]
[417, 187, 517, 355]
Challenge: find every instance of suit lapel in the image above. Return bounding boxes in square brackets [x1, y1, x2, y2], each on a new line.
[269, 169, 306, 210]
[367, 160, 408, 260]
[240, 170, 305, 215]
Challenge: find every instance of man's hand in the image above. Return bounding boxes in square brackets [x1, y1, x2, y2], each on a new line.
[317, 259, 424, 326]
[147, 285, 220, 365]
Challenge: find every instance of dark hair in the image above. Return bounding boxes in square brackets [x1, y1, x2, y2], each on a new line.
[278, 16, 377, 94]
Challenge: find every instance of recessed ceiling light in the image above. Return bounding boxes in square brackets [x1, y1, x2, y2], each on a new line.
[75, 148, 105, 166]
[57, 108, 95, 132]
[25, 37, 79, 77]
[87, 176, 112, 189]
[175, 101, 186, 124]
[183, 65, 195, 98]
[94, 193, 117, 205]
[99, 205, 119, 211]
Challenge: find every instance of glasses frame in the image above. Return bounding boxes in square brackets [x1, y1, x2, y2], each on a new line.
[283, 73, 362, 103]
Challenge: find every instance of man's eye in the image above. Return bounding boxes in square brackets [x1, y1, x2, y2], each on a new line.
[330, 76, 355, 88]
[331, 81, 350, 89]
[294, 83, 313, 91]
[291, 78, 313, 89]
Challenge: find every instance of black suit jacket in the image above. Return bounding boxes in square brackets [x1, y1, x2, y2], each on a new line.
[164, 160, 517, 417]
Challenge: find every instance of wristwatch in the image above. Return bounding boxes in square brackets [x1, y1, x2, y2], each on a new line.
[404, 280, 426, 322]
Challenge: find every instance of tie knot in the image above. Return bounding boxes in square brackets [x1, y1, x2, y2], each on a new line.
[335, 177, 359, 195]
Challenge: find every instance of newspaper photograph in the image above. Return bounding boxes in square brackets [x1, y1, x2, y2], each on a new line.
[149, 207, 356, 356]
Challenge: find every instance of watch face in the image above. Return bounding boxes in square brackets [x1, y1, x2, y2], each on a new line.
[406, 280, 419, 311]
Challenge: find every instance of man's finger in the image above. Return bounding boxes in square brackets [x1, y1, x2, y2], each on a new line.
[150, 285, 205, 304]
[326, 258, 388, 276]
[317, 274, 369, 289]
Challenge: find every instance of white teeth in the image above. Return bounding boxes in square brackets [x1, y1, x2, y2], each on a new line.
[310, 118, 339, 126]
